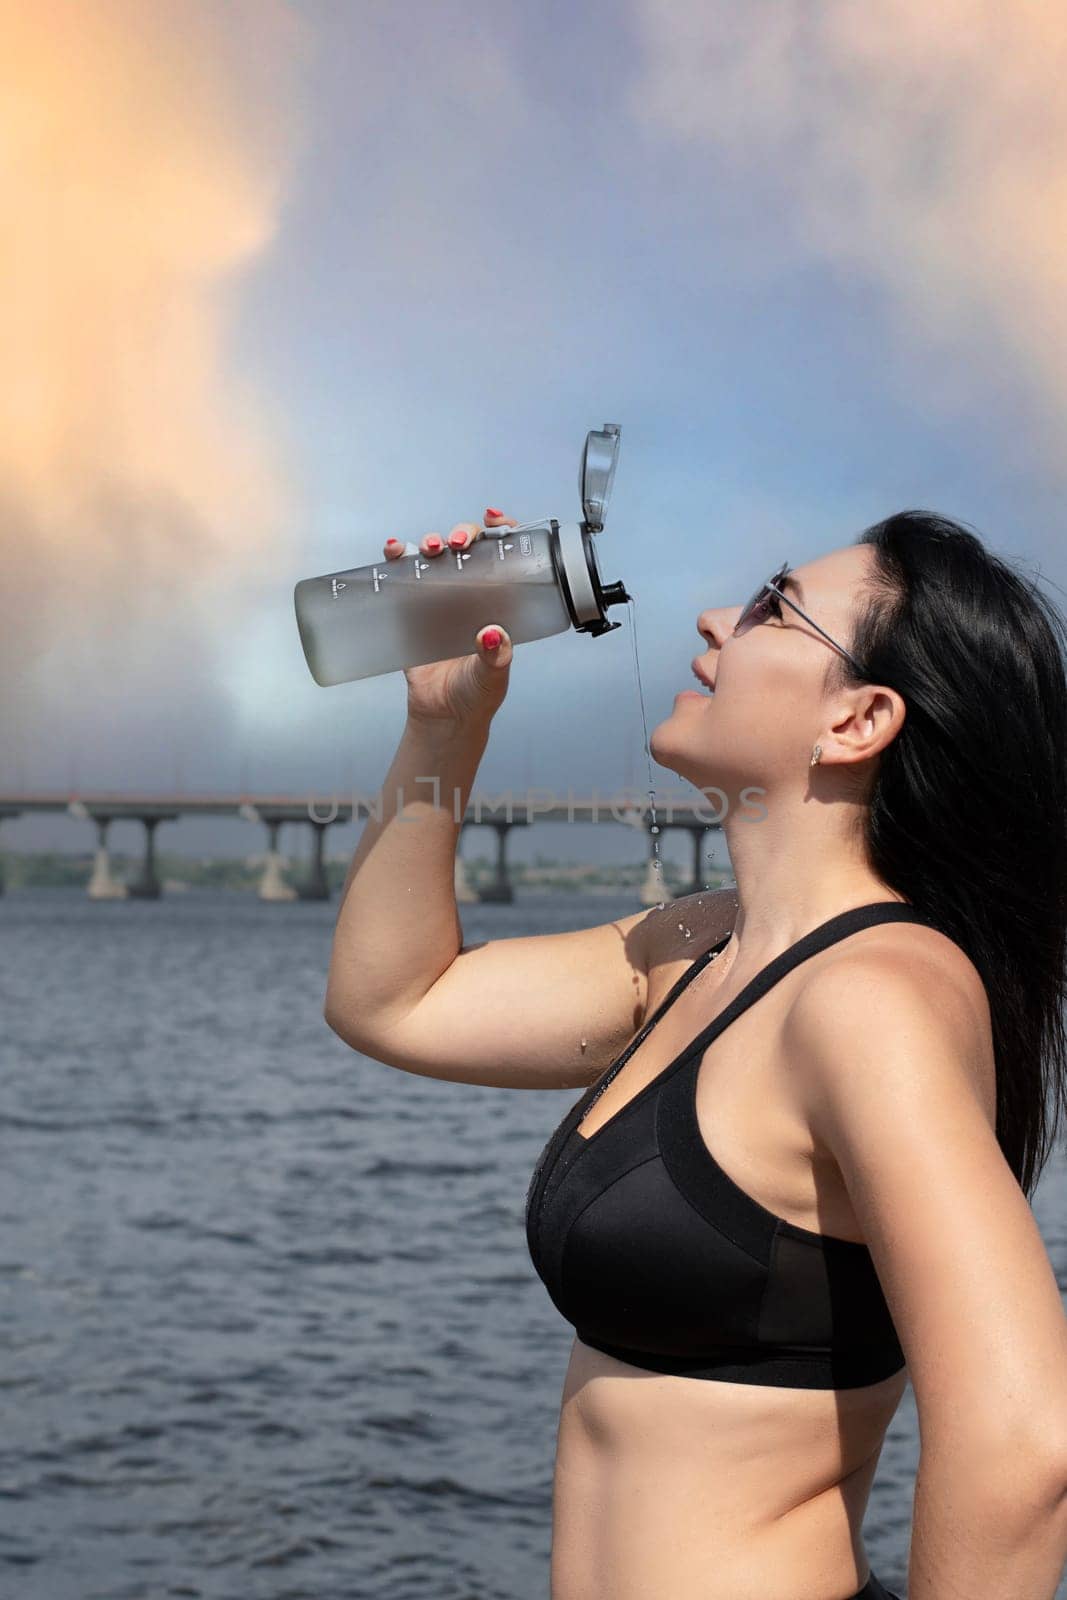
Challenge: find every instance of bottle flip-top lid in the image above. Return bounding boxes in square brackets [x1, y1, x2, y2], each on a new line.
[580, 423, 620, 532]
[554, 424, 630, 637]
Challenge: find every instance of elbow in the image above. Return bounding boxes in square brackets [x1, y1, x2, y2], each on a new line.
[1008, 1422, 1067, 1511]
[922, 1429, 1067, 1518]
[323, 990, 383, 1058]
[1048, 1441, 1067, 1510]
[323, 990, 356, 1047]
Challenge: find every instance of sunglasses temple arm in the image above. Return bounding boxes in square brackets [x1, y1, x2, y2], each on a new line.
[773, 587, 864, 672]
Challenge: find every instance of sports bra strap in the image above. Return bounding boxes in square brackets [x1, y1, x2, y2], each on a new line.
[625, 930, 730, 1053]
[679, 900, 934, 1064]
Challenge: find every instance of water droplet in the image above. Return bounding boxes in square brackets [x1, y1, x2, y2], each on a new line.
[627, 598, 669, 899]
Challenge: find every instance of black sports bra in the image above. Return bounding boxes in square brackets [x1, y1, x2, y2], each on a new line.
[525, 901, 939, 1389]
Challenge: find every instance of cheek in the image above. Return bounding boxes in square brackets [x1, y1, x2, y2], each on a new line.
[720, 656, 812, 729]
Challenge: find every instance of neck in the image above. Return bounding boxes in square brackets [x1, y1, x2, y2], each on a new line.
[718, 786, 904, 963]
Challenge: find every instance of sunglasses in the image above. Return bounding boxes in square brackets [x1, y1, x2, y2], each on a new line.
[733, 562, 869, 678]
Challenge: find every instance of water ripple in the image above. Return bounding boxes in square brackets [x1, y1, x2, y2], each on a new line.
[2, 888, 1064, 1600]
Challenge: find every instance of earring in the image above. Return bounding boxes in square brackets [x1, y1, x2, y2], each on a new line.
[809, 744, 822, 768]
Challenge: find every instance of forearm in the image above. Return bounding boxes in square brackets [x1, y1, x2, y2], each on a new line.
[324, 714, 493, 1038]
[907, 1447, 1067, 1599]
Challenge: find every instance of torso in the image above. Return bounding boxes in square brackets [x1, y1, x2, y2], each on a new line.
[548, 893, 994, 1600]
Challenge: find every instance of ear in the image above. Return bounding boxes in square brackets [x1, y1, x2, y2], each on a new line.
[823, 685, 905, 764]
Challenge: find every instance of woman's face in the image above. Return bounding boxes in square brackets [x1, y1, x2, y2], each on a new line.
[650, 543, 878, 796]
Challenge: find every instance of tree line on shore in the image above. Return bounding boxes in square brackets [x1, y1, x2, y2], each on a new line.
[2, 850, 730, 895]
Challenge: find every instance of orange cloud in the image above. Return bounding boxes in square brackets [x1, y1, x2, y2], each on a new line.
[0, 0, 305, 770]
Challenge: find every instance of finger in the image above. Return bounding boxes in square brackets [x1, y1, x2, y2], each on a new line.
[484, 506, 518, 529]
[420, 532, 446, 557]
[475, 623, 512, 667]
[447, 520, 483, 551]
[383, 538, 419, 560]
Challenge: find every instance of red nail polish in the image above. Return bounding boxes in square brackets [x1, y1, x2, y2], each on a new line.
[385, 538, 401, 547]
[486, 507, 503, 518]
[448, 530, 467, 549]
[426, 535, 442, 550]
[481, 628, 502, 650]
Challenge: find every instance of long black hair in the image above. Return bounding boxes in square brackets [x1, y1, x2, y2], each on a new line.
[823, 511, 1067, 1199]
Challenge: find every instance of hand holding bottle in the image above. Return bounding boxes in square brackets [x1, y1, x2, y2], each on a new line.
[382, 507, 518, 729]
[293, 426, 627, 690]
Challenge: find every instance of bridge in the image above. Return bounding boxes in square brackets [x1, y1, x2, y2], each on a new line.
[0, 789, 726, 907]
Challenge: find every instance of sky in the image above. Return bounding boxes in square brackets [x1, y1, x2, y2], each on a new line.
[4, 0, 1067, 872]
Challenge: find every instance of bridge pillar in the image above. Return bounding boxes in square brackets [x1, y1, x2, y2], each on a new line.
[88, 816, 128, 900]
[127, 816, 167, 899]
[297, 820, 331, 901]
[258, 820, 297, 902]
[454, 823, 477, 903]
[683, 824, 711, 895]
[478, 822, 515, 903]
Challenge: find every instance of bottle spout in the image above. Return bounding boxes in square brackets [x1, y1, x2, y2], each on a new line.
[576, 575, 630, 636]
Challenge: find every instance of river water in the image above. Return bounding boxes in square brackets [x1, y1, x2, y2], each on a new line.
[2, 889, 1065, 1599]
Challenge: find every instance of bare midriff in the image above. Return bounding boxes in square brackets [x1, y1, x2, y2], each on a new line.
[546, 924, 920, 1600]
[550, 1338, 906, 1600]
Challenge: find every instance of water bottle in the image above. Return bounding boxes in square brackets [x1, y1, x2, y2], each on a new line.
[294, 424, 631, 686]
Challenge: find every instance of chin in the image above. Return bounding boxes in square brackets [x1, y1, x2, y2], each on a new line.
[648, 724, 692, 781]
[648, 719, 671, 765]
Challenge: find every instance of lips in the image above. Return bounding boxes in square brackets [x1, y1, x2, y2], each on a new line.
[690, 657, 716, 692]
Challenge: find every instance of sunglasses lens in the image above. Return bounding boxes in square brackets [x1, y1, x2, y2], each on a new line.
[735, 583, 769, 635]
[735, 565, 788, 635]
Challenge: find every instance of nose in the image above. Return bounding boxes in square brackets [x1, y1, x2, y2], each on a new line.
[696, 606, 740, 648]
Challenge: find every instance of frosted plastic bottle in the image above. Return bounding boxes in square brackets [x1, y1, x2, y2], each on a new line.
[294, 424, 631, 687]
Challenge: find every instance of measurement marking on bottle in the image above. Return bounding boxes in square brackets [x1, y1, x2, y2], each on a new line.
[330, 578, 347, 597]
[519, 533, 532, 555]
[497, 542, 514, 560]
[455, 551, 472, 568]
[413, 559, 430, 580]
[372, 567, 388, 593]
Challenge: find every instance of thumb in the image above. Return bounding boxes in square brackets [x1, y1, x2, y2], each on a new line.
[475, 623, 513, 670]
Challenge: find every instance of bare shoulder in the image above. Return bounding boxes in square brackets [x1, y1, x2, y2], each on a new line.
[788, 916, 996, 1129]
[784, 918, 1067, 1468]
[814, 916, 992, 1032]
[643, 884, 740, 984]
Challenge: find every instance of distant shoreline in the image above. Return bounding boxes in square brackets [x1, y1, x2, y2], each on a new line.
[1, 849, 733, 897]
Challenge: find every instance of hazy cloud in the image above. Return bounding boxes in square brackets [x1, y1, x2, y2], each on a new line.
[627, 0, 1067, 448]
[0, 0, 306, 783]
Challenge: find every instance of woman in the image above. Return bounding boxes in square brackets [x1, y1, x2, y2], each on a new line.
[324, 506, 1067, 1599]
